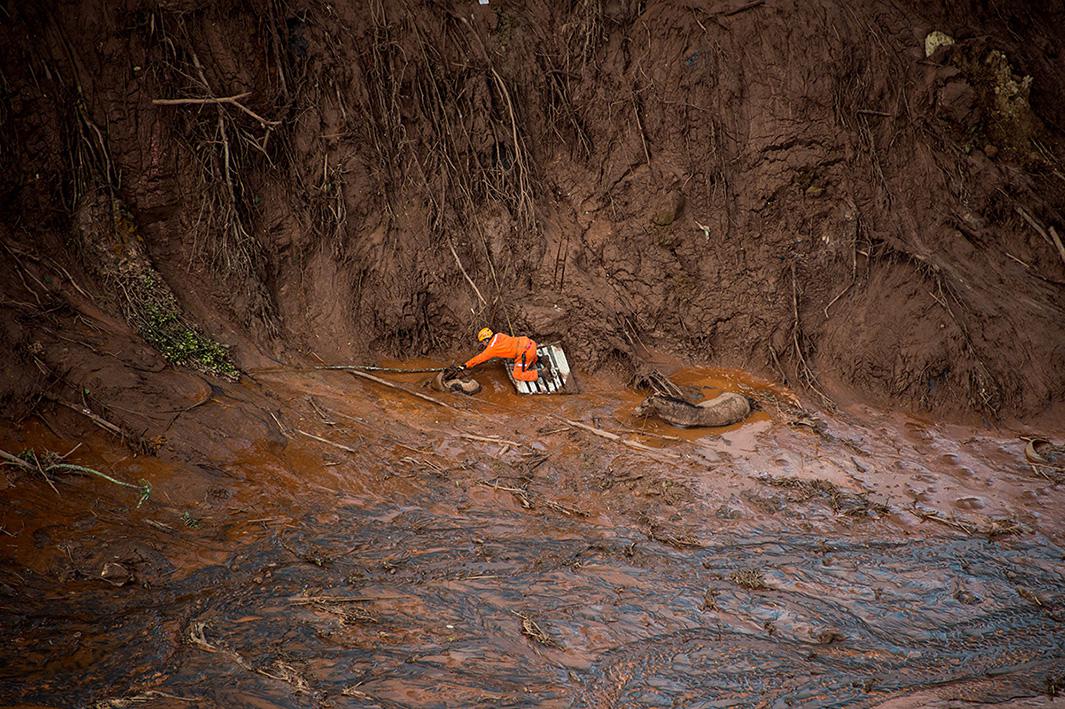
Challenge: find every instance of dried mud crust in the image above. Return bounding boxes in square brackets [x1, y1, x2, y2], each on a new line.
[0, 1, 1063, 420]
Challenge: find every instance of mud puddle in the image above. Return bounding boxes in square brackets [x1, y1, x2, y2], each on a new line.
[2, 364, 1064, 706]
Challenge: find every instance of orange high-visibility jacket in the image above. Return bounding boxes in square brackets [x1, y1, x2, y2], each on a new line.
[465, 333, 537, 369]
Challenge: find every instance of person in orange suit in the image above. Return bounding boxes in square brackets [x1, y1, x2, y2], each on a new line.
[459, 327, 539, 382]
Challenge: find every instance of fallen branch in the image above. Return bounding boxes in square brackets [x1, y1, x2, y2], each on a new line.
[910, 502, 1021, 538]
[342, 369, 455, 409]
[316, 364, 446, 374]
[0, 447, 151, 506]
[53, 399, 124, 438]
[560, 417, 681, 460]
[296, 429, 358, 455]
[459, 432, 523, 447]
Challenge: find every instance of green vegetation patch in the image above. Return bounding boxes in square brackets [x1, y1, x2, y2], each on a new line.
[130, 273, 238, 379]
[74, 195, 239, 380]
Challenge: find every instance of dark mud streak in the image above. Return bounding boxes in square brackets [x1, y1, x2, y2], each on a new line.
[3, 496, 1062, 707]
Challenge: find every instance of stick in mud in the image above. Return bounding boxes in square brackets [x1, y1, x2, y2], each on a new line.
[316, 364, 447, 374]
[296, 429, 358, 454]
[341, 369, 456, 409]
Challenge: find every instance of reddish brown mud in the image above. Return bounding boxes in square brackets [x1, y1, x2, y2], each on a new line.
[2, 1, 1065, 704]
[2, 363, 1063, 707]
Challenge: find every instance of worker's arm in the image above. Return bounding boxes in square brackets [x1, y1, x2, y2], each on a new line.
[464, 337, 504, 369]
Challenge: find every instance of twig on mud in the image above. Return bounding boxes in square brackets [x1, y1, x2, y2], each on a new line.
[512, 610, 559, 648]
[93, 689, 199, 707]
[53, 399, 124, 438]
[268, 411, 291, 438]
[541, 498, 589, 517]
[1015, 206, 1065, 266]
[402, 455, 448, 478]
[910, 502, 1021, 538]
[558, 417, 681, 461]
[186, 621, 217, 652]
[291, 596, 378, 623]
[342, 369, 455, 409]
[478, 478, 587, 517]
[730, 568, 771, 590]
[479, 479, 532, 508]
[459, 432, 523, 447]
[648, 526, 705, 549]
[289, 595, 379, 604]
[296, 429, 358, 455]
[0, 447, 151, 505]
[307, 397, 335, 426]
[615, 426, 684, 442]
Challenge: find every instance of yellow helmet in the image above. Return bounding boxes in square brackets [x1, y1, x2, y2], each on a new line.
[477, 327, 494, 343]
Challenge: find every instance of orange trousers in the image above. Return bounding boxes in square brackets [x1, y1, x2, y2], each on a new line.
[512, 342, 539, 382]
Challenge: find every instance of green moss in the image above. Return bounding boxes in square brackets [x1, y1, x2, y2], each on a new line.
[135, 289, 237, 378]
[129, 270, 238, 379]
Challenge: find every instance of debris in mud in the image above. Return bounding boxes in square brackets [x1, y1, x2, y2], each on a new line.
[293, 591, 381, 621]
[925, 31, 955, 57]
[730, 568, 770, 591]
[187, 621, 217, 653]
[92, 690, 199, 707]
[648, 526, 705, 549]
[814, 628, 846, 644]
[910, 502, 1023, 538]
[478, 478, 588, 517]
[0, 446, 152, 506]
[756, 473, 887, 517]
[99, 561, 133, 587]
[1025, 438, 1065, 482]
[513, 610, 559, 648]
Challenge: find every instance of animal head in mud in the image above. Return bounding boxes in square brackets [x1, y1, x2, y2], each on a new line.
[633, 393, 671, 418]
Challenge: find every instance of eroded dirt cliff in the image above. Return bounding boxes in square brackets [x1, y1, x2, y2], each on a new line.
[2, 0, 1064, 418]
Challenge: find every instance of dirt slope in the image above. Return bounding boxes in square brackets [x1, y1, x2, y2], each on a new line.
[1, 0, 1065, 421]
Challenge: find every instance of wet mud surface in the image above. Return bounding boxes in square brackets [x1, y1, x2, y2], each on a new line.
[2, 365, 1064, 706]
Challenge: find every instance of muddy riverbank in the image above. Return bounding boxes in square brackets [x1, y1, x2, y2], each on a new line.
[2, 364, 1062, 706]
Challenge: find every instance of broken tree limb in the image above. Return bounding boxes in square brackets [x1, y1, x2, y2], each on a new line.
[559, 417, 681, 460]
[53, 399, 124, 437]
[0, 447, 151, 505]
[316, 365, 447, 374]
[342, 369, 455, 409]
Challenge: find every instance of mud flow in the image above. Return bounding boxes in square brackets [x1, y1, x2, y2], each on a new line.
[2, 365, 1062, 707]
